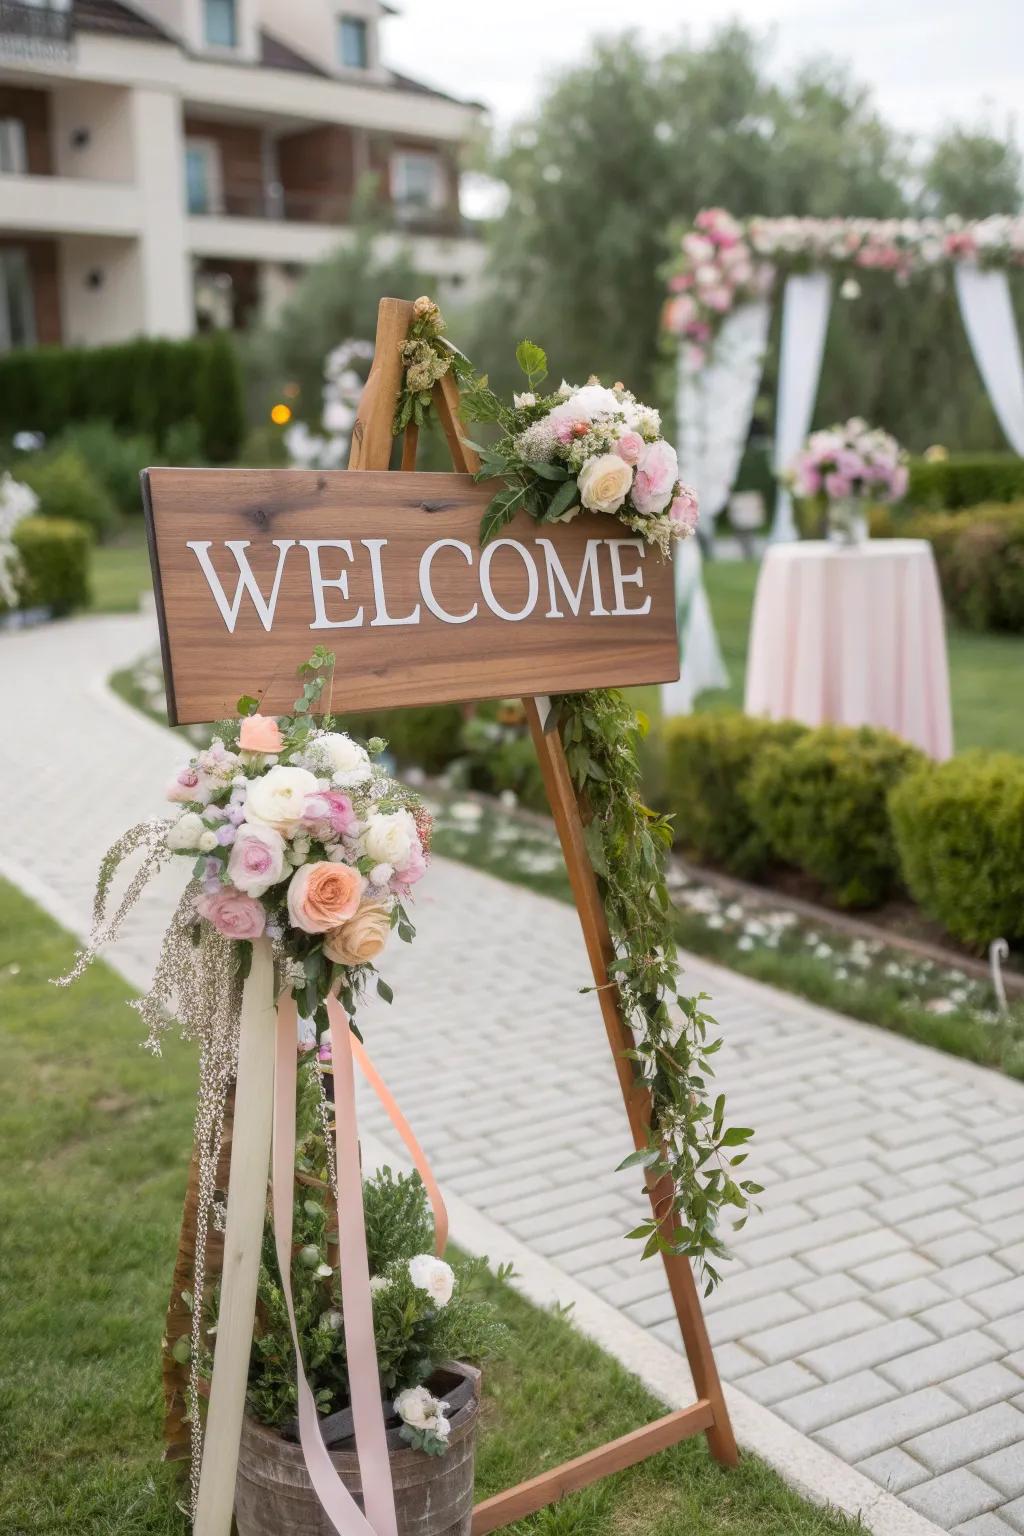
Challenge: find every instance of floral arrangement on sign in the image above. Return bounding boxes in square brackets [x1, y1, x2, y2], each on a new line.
[392, 300, 757, 1292]
[788, 419, 909, 506]
[663, 210, 1024, 367]
[398, 297, 700, 557]
[58, 650, 433, 1508]
[233, 1071, 505, 1455]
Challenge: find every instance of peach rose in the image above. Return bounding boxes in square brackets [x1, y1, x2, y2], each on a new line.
[323, 901, 392, 966]
[287, 860, 364, 934]
[238, 713, 283, 753]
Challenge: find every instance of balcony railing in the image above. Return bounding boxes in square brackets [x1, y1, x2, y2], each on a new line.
[190, 185, 470, 238]
[0, 0, 73, 48]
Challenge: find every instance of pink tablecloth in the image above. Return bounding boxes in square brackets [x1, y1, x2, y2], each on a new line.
[744, 539, 953, 759]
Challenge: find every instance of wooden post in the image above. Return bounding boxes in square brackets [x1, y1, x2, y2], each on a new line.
[348, 298, 739, 1531]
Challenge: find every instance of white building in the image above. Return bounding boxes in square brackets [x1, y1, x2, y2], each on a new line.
[0, 0, 484, 349]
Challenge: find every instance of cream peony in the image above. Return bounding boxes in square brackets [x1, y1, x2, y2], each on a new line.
[408, 1253, 455, 1308]
[244, 765, 318, 834]
[577, 453, 634, 515]
[166, 812, 205, 851]
[323, 901, 391, 966]
[317, 732, 373, 788]
[394, 1385, 438, 1431]
[362, 808, 417, 869]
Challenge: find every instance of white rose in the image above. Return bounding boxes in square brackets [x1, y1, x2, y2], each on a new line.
[408, 1253, 455, 1309]
[362, 809, 416, 869]
[166, 811, 205, 851]
[369, 1275, 391, 1295]
[394, 1385, 433, 1430]
[317, 732, 372, 788]
[198, 830, 219, 853]
[577, 453, 633, 514]
[244, 765, 318, 835]
[226, 822, 287, 896]
[370, 862, 393, 886]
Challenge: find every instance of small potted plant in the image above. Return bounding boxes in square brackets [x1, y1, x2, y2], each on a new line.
[788, 417, 909, 545]
[216, 1055, 505, 1535]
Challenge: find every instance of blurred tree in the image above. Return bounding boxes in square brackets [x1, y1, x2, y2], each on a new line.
[921, 125, 1023, 218]
[465, 24, 1023, 451]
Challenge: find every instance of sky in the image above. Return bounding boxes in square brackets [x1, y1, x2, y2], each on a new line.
[384, 0, 1024, 146]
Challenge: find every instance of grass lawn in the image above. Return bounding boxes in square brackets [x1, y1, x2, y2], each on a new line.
[91, 522, 152, 614]
[699, 559, 1024, 755]
[0, 880, 860, 1536]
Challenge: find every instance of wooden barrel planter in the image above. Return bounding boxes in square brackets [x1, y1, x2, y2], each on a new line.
[235, 1362, 481, 1536]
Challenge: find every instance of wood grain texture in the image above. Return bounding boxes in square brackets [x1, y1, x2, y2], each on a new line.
[143, 467, 678, 725]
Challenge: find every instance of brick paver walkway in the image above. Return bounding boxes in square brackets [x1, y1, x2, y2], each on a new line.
[5, 613, 1024, 1534]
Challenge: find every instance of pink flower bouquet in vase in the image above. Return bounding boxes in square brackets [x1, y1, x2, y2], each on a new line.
[786, 418, 909, 546]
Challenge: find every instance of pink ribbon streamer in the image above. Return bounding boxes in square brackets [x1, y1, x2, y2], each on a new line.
[271, 991, 398, 1535]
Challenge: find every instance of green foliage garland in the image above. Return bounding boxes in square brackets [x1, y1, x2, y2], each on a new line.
[391, 312, 756, 1290]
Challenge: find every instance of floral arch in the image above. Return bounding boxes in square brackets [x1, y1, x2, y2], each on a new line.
[658, 209, 1024, 715]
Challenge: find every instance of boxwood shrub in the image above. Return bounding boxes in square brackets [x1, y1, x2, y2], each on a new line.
[908, 454, 1024, 511]
[4, 516, 92, 615]
[909, 502, 1024, 633]
[664, 712, 808, 877]
[890, 753, 1024, 949]
[744, 725, 924, 908]
[20, 449, 118, 542]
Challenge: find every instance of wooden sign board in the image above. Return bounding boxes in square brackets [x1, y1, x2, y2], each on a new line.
[142, 466, 679, 725]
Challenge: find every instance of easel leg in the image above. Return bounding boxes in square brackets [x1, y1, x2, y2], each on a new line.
[524, 697, 738, 1468]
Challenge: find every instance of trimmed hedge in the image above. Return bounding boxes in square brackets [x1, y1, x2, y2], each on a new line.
[0, 335, 245, 461]
[907, 454, 1024, 511]
[20, 450, 118, 542]
[909, 502, 1024, 633]
[53, 420, 154, 515]
[743, 725, 924, 908]
[339, 704, 465, 777]
[3, 516, 92, 614]
[664, 713, 808, 877]
[890, 753, 1024, 949]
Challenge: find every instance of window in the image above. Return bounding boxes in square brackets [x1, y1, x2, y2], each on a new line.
[338, 15, 368, 69]
[0, 249, 36, 353]
[203, 0, 237, 48]
[391, 150, 445, 214]
[185, 140, 222, 215]
[0, 119, 28, 176]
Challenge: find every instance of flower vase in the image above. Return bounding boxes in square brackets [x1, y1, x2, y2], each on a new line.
[826, 496, 869, 547]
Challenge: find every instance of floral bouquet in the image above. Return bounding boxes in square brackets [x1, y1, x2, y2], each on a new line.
[398, 299, 699, 558]
[162, 651, 429, 1030]
[787, 418, 909, 545]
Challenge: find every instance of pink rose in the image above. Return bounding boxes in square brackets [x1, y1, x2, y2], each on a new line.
[196, 886, 266, 940]
[302, 791, 357, 839]
[167, 766, 206, 804]
[390, 839, 427, 895]
[630, 439, 679, 517]
[614, 432, 644, 466]
[227, 823, 287, 897]
[794, 465, 822, 497]
[239, 714, 283, 753]
[889, 463, 909, 500]
[287, 860, 364, 934]
[669, 486, 699, 532]
[703, 284, 734, 314]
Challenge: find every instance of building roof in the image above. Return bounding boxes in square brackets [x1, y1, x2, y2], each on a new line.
[72, 0, 173, 43]
[258, 29, 330, 77]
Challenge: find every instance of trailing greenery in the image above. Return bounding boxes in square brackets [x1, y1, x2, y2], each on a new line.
[0, 334, 242, 451]
[2, 515, 92, 615]
[393, 295, 476, 436]
[744, 725, 923, 908]
[552, 691, 757, 1289]
[908, 453, 1024, 510]
[890, 752, 1024, 950]
[664, 713, 808, 877]
[20, 448, 119, 542]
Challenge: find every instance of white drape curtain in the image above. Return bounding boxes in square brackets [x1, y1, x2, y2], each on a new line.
[771, 271, 833, 541]
[955, 265, 1024, 454]
[664, 301, 770, 719]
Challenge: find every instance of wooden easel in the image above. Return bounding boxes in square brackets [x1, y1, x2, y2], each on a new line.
[351, 298, 738, 1532]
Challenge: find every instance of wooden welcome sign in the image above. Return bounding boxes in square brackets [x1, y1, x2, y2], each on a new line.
[142, 469, 678, 724]
[152, 298, 736, 1536]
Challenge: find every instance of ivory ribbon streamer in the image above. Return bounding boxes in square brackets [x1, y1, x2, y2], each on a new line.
[349, 1035, 448, 1256]
[273, 991, 398, 1536]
